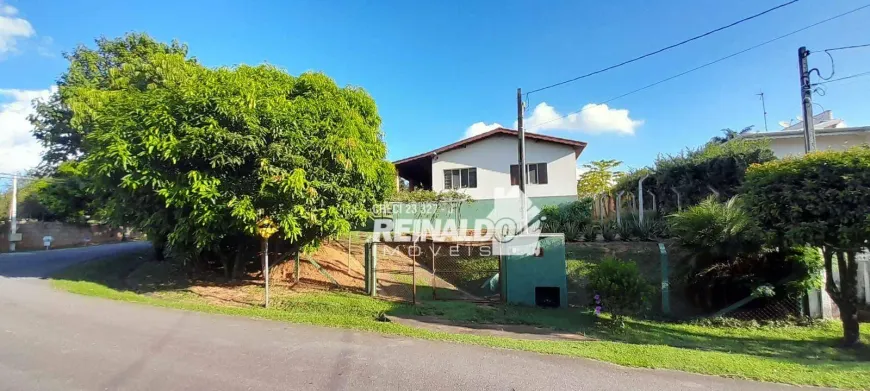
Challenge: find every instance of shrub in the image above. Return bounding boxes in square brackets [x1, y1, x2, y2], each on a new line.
[742, 147, 870, 346]
[601, 220, 617, 241]
[540, 199, 593, 237]
[582, 223, 598, 242]
[668, 196, 762, 262]
[614, 139, 775, 214]
[563, 222, 583, 242]
[587, 258, 653, 325]
[616, 220, 634, 241]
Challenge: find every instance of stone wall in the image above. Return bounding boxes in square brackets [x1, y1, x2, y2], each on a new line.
[0, 221, 140, 252]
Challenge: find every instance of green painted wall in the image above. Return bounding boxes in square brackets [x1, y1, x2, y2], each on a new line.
[503, 235, 568, 308]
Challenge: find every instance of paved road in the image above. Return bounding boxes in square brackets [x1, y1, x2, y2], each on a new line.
[0, 243, 819, 391]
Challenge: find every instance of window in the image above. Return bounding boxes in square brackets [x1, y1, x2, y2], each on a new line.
[510, 163, 548, 185]
[443, 168, 477, 189]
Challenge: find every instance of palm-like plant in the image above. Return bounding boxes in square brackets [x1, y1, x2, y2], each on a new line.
[668, 196, 762, 262]
[709, 126, 754, 144]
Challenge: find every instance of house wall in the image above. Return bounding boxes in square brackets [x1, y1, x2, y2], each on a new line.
[431, 134, 579, 200]
[767, 133, 870, 158]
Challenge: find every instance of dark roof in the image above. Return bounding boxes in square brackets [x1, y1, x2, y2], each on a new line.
[393, 127, 587, 165]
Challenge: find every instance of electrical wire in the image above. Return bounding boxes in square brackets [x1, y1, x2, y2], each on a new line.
[525, 0, 800, 95]
[822, 43, 870, 52]
[812, 70, 870, 85]
[525, 3, 870, 131]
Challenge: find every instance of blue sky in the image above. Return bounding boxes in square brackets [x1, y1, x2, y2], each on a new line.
[1, 0, 869, 175]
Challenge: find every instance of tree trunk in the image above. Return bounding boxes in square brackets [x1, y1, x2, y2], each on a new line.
[232, 241, 248, 280]
[153, 241, 165, 261]
[823, 247, 861, 347]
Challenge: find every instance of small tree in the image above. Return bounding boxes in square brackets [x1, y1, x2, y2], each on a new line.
[742, 147, 870, 346]
[577, 159, 623, 197]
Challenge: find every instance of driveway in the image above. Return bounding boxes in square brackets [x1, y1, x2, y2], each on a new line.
[0, 242, 820, 390]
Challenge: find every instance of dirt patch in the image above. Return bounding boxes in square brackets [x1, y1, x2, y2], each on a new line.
[385, 314, 590, 342]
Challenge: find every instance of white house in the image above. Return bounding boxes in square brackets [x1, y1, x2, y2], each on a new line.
[393, 128, 585, 205]
[740, 111, 869, 158]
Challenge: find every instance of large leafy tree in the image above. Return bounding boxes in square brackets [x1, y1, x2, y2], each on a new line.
[29, 33, 189, 171]
[742, 147, 870, 346]
[577, 159, 623, 197]
[64, 37, 394, 274]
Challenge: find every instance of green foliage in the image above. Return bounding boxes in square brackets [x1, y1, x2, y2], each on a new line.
[389, 189, 471, 203]
[577, 159, 623, 197]
[540, 199, 593, 240]
[709, 126, 754, 144]
[582, 223, 598, 242]
[600, 220, 617, 241]
[587, 258, 653, 322]
[35, 162, 97, 223]
[742, 147, 870, 253]
[30, 33, 190, 171]
[742, 147, 870, 345]
[668, 196, 762, 262]
[619, 211, 667, 241]
[0, 178, 50, 220]
[614, 139, 775, 213]
[59, 33, 394, 271]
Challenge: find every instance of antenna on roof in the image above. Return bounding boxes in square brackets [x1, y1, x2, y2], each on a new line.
[756, 92, 769, 132]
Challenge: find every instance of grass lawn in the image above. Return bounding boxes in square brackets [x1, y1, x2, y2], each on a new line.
[51, 250, 870, 389]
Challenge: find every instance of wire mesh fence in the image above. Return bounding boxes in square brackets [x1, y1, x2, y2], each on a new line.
[370, 239, 502, 303]
[725, 295, 804, 322]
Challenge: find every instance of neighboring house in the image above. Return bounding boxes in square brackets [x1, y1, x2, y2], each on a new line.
[393, 128, 585, 221]
[740, 111, 869, 158]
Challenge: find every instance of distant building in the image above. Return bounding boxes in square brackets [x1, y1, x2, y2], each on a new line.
[740, 111, 869, 158]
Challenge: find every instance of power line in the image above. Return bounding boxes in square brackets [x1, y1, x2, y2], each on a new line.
[822, 43, 870, 52]
[526, 3, 870, 131]
[812, 70, 870, 85]
[525, 0, 800, 95]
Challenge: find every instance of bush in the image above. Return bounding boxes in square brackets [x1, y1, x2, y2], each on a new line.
[742, 147, 870, 345]
[601, 220, 617, 241]
[582, 223, 598, 242]
[618, 211, 666, 241]
[587, 258, 653, 325]
[614, 139, 775, 214]
[668, 196, 762, 262]
[540, 199, 593, 238]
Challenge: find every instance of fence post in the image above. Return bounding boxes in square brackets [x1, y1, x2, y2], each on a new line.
[364, 243, 370, 294]
[370, 242, 378, 297]
[659, 242, 670, 315]
[412, 241, 417, 305]
[347, 231, 352, 274]
[294, 250, 300, 284]
[616, 191, 624, 226]
[431, 241, 437, 300]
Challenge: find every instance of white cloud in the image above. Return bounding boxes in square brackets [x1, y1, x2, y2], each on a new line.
[0, 1, 35, 55]
[462, 121, 502, 139]
[0, 87, 54, 174]
[522, 102, 643, 135]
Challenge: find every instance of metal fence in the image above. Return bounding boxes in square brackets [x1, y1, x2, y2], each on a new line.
[367, 239, 502, 304]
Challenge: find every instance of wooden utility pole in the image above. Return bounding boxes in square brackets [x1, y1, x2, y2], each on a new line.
[798, 46, 816, 153]
[516, 88, 528, 233]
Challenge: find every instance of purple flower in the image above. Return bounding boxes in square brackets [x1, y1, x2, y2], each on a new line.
[594, 294, 600, 301]
[594, 306, 602, 316]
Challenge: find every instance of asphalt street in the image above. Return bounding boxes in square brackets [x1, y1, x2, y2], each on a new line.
[0, 242, 824, 390]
